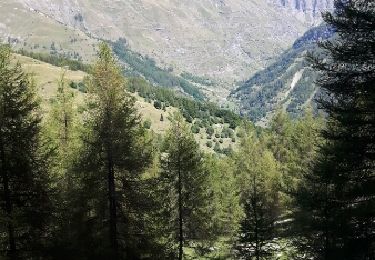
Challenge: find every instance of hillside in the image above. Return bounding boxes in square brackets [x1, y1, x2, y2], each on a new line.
[14, 53, 241, 154]
[1, 1, 99, 62]
[230, 25, 334, 124]
[6, 0, 318, 85]
[1, 0, 333, 121]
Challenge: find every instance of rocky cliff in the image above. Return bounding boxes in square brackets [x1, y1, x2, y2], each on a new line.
[270, 0, 334, 24]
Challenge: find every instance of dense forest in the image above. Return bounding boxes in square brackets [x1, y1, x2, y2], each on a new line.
[1, 1, 374, 259]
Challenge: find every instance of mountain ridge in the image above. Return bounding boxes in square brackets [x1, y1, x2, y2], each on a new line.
[11, 0, 317, 84]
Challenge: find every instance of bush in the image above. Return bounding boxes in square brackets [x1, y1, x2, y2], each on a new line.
[191, 125, 200, 134]
[69, 81, 78, 89]
[214, 142, 221, 152]
[143, 119, 152, 129]
[236, 131, 244, 138]
[206, 141, 213, 148]
[154, 100, 162, 109]
[78, 82, 87, 93]
[206, 127, 214, 136]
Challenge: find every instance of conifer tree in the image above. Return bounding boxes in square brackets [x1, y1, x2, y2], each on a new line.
[159, 112, 212, 260]
[0, 45, 52, 259]
[234, 129, 280, 260]
[43, 71, 84, 258]
[295, 1, 375, 259]
[73, 43, 152, 259]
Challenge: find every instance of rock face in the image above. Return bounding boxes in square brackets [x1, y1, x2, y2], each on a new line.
[270, 0, 334, 24]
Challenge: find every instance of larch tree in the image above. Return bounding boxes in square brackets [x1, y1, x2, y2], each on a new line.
[73, 43, 152, 259]
[43, 71, 84, 258]
[234, 128, 281, 260]
[159, 112, 213, 260]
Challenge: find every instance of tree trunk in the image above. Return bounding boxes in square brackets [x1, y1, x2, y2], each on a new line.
[108, 155, 118, 258]
[1, 138, 16, 259]
[177, 123, 183, 260]
[178, 166, 183, 260]
[253, 174, 260, 260]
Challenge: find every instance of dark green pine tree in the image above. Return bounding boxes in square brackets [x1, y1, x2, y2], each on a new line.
[295, 1, 375, 259]
[0, 45, 52, 259]
[72, 43, 152, 259]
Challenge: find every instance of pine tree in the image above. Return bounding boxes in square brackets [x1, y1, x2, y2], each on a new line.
[73, 43, 152, 259]
[0, 45, 52, 259]
[159, 112, 213, 259]
[295, 1, 375, 259]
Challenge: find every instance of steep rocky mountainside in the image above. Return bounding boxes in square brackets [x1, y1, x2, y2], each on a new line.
[230, 25, 334, 124]
[8, 0, 316, 85]
[270, 0, 334, 24]
[1, 0, 333, 115]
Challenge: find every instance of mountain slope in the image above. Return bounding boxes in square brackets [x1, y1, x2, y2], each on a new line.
[14, 52, 241, 153]
[12, 0, 312, 84]
[230, 25, 334, 124]
[0, 1, 99, 62]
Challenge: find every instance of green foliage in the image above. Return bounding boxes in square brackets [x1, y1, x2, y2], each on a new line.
[154, 100, 162, 109]
[213, 142, 221, 153]
[294, 2, 375, 259]
[69, 81, 87, 93]
[16, 49, 90, 72]
[66, 43, 153, 259]
[143, 119, 152, 129]
[111, 40, 204, 100]
[233, 129, 281, 259]
[191, 124, 200, 134]
[206, 126, 214, 136]
[0, 45, 53, 258]
[159, 113, 218, 258]
[231, 25, 333, 121]
[180, 72, 216, 86]
[127, 77, 242, 129]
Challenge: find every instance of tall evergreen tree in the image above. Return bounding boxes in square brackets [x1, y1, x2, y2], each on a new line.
[159, 112, 213, 259]
[72, 43, 152, 259]
[234, 129, 281, 260]
[295, 1, 375, 259]
[0, 45, 52, 259]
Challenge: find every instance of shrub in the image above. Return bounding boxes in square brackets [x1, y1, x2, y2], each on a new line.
[143, 119, 152, 129]
[154, 100, 162, 109]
